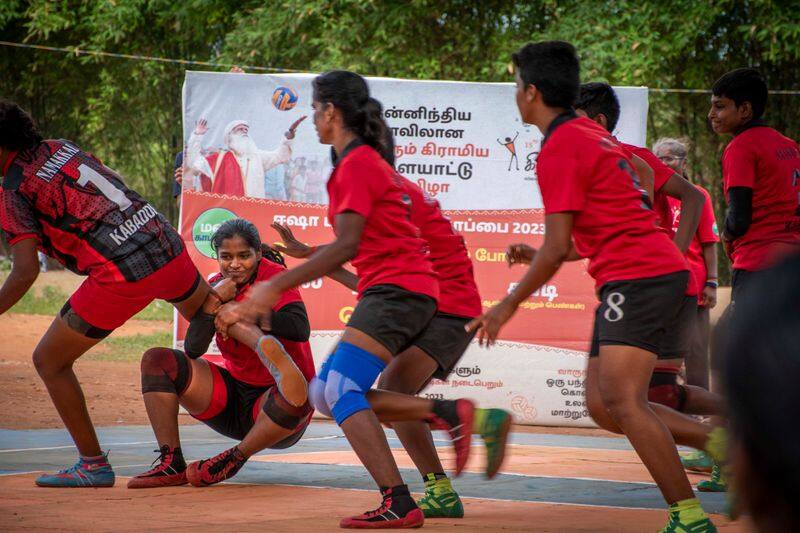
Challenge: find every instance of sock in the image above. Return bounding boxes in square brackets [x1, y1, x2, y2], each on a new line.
[165, 446, 187, 471]
[422, 472, 448, 484]
[473, 408, 488, 433]
[704, 427, 727, 464]
[81, 453, 109, 465]
[669, 498, 707, 523]
[380, 484, 417, 515]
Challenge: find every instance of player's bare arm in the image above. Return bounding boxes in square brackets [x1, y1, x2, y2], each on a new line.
[662, 174, 704, 253]
[0, 238, 40, 315]
[216, 212, 365, 334]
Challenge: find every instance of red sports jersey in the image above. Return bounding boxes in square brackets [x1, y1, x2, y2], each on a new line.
[1, 140, 184, 283]
[722, 125, 800, 271]
[399, 177, 481, 317]
[537, 114, 688, 289]
[327, 143, 438, 300]
[211, 258, 315, 387]
[619, 142, 675, 232]
[668, 186, 719, 302]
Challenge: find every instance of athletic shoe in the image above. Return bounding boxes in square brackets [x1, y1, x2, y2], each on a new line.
[128, 445, 187, 488]
[680, 451, 713, 473]
[186, 446, 247, 487]
[256, 335, 307, 407]
[428, 399, 475, 477]
[697, 463, 728, 492]
[416, 475, 464, 518]
[475, 408, 512, 479]
[35, 453, 115, 488]
[340, 486, 424, 529]
[661, 511, 717, 532]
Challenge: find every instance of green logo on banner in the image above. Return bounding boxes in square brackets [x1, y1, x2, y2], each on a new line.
[193, 208, 237, 258]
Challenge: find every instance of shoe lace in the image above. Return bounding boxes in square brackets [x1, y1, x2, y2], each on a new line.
[363, 498, 391, 518]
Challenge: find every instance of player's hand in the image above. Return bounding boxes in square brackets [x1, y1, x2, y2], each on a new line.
[229, 66, 244, 73]
[700, 286, 717, 309]
[214, 301, 257, 339]
[212, 277, 238, 303]
[194, 118, 209, 136]
[271, 222, 314, 258]
[465, 298, 518, 347]
[285, 116, 307, 140]
[507, 243, 536, 266]
[174, 166, 183, 185]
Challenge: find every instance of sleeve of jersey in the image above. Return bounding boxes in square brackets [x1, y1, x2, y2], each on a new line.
[723, 142, 756, 189]
[537, 154, 586, 213]
[329, 159, 382, 219]
[697, 189, 720, 244]
[1, 190, 41, 245]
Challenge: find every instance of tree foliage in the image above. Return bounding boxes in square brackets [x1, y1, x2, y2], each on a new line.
[1, 0, 798, 281]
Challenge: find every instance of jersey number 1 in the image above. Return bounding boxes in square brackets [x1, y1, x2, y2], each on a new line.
[77, 164, 132, 211]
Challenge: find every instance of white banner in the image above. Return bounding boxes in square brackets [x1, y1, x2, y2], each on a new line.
[182, 71, 649, 426]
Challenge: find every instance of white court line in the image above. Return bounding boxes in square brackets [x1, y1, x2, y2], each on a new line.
[222, 480, 662, 512]
[0, 434, 343, 455]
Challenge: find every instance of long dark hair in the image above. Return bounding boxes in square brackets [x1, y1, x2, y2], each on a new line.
[312, 70, 392, 163]
[210, 218, 285, 266]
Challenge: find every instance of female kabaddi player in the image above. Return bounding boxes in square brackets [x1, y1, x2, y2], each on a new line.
[271, 168, 509, 519]
[468, 42, 721, 532]
[216, 70, 511, 529]
[128, 218, 314, 488]
[0, 100, 213, 488]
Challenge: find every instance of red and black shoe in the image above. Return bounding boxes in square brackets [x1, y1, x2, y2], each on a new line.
[428, 399, 475, 476]
[127, 445, 187, 488]
[340, 485, 424, 529]
[186, 446, 247, 487]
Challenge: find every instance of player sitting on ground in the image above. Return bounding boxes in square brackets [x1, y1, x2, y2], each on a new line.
[469, 41, 722, 532]
[0, 100, 213, 488]
[128, 218, 314, 488]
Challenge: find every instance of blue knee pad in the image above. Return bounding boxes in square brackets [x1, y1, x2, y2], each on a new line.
[309, 356, 333, 417]
[324, 342, 386, 425]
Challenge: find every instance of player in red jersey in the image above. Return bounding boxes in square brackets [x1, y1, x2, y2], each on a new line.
[709, 68, 800, 306]
[216, 71, 510, 529]
[128, 218, 313, 488]
[653, 138, 720, 391]
[0, 101, 212, 488]
[271, 167, 490, 519]
[571, 83, 725, 418]
[469, 42, 721, 532]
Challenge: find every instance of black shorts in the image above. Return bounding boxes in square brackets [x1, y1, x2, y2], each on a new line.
[659, 296, 697, 359]
[413, 313, 476, 380]
[194, 362, 309, 446]
[589, 271, 689, 358]
[731, 268, 764, 306]
[347, 284, 437, 355]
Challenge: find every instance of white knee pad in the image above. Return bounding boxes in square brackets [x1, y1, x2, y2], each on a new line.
[309, 377, 332, 417]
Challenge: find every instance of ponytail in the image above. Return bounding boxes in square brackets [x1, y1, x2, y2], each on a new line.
[312, 71, 395, 166]
[260, 244, 287, 267]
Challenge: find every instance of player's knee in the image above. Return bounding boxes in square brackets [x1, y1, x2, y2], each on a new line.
[598, 385, 643, 422]
[262, 388, 312, 430]
[648, 368, 687, 411]
[140, 347, 191, 395]
[323, 342, 386, 425]
[309, 377, 331, 417]
[32, 345, 70, 380]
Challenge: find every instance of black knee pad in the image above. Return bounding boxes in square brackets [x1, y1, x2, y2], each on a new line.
[648, 367, 687, 411]
[262, 388, 312, 431]
[141, 348, 191, 395]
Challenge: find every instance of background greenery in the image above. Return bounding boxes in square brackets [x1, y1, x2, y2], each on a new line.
[2, 0, 798, 283]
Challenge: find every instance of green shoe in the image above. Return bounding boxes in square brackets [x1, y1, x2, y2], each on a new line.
[680, 451, 713, 473]
[475, 408, 512, 479]
[416, 475, 464, 518]
[697, 463, 728, 492]
[661, 511, 717, 532]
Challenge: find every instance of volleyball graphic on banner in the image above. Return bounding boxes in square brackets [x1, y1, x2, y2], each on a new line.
[271, 86, 298, 110]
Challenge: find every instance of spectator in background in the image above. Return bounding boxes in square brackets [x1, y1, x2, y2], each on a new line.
[653, 138, 719, 390]
[721, 252, 800, 531]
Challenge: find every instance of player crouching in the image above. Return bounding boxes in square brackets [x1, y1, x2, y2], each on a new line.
[129, 219, 315, 488]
